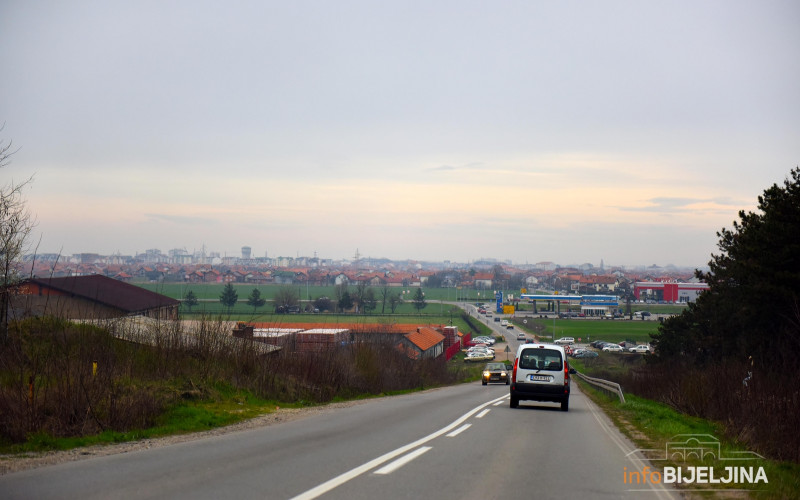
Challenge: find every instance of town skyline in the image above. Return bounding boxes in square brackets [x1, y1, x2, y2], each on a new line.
[26, 245, 704, 275]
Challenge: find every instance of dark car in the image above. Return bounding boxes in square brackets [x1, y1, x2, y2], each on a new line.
[574, 350, 599, 358]
[482, 362, 510, 385]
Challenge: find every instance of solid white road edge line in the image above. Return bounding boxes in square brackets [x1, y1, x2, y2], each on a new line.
[581, 385, 678, 500]
[373, 447, 433, 475]
[289, 394, 508, 500]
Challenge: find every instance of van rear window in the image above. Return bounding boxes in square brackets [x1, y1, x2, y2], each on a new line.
[518, 348, 563, 371]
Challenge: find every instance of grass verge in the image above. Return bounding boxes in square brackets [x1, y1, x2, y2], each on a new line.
[0, 385, 281, 454]
[573, 368, 800, 499]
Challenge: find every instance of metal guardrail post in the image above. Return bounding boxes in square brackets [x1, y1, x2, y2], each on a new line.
[575, 371, 626, 404]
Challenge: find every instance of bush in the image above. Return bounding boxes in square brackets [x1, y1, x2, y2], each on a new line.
[0, 316, 463, 447]
[600, 357, 800, 462]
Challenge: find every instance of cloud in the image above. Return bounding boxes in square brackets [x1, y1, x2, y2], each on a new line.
[619, 197, 747, 216]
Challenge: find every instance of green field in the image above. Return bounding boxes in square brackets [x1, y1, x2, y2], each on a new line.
[138, 282, 498, 303]
[137, 282, 671, 343]
[515, 317, 660, 344]
[138, 283, 682, 314]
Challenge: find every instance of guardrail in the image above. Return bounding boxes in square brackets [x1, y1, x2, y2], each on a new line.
[574, 371, 626, 404]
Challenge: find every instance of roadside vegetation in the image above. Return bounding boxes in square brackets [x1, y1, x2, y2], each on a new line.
[571, 355, 800, 499]
[642, 168, 800, 464]
[0, 316, 479, 454]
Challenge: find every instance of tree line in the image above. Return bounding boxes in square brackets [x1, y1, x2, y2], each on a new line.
[182, 282, 429, 315]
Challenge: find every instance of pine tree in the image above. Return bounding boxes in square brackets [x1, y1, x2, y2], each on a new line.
[338, 291, 353, 312]
[219, 283, 238, 312]
[183, 290, 199, 312]
[246, 288, 266, 313]
[412, 288, 427, 313]
[652, 167, 800, 370]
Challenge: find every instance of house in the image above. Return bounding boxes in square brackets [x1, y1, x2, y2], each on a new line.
[11, 274, 180, 321]
[473, 273, 493, 289]
[524, 275, 539, 287]
[399, 326, 445, 360]
[244, 321, 448, 360]
[272, 271, 297, 284]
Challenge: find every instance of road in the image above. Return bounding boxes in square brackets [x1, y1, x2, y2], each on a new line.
[1, 380, 677, 500]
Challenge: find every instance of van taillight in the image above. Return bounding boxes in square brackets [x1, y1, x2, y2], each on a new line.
[513, 358, 518, 382]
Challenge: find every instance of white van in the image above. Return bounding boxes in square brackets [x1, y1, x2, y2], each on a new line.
[510, 343, 576, 411]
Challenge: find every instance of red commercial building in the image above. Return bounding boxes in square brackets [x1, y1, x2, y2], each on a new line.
[633, 282, 709, 303]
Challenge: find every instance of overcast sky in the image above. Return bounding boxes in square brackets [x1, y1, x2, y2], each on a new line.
[1, 1, 798, 268]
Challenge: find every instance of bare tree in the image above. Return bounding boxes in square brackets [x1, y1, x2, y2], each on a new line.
[388, 291, 404, 313]
[1, 130, 35, 342]
[273, 285, 299, 312]
[353, 281, 368, 313]
[379, 285, 391, 314]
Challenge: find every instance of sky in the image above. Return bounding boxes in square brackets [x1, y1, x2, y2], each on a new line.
[1, 1, 798, 268]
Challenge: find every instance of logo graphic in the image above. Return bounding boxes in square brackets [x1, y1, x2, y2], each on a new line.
[630, 434, 764, 462]
[623, 434, 767, 489]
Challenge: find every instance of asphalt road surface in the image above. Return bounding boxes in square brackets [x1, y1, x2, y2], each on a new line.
[1, 381, 677, 500]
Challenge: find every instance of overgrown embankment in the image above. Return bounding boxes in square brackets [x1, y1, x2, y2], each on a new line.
[577, 353, 800, 463]
[0, 317, 470, 451]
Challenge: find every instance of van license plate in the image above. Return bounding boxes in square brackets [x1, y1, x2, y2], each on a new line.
[530, 375, 549, 382]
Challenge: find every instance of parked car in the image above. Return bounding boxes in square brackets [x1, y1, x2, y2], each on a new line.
[574, 350, 599, 358]
[465, 351, 493, 362]
[554, 337, 575, 345]
[628, 345, 651, 354]
[510, 343, 575, 411]
[468, 346, 495, 356]
[468, 346, 495, 355]
[472, 336, 495, 346]
[482, 362, 510, 385]
[602, 344, 623, 352]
